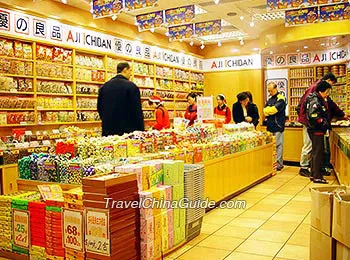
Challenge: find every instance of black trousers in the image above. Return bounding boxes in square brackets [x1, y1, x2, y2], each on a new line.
[308, 132, 325, 180]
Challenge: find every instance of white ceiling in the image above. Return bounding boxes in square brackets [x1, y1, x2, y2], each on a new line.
[55, 0, 285, 45]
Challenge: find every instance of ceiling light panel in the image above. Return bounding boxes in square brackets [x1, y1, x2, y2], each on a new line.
[198, 31, 247, 41]
[253, 12, 285, 21]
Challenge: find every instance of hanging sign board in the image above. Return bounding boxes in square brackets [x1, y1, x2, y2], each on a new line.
[267, 0, 317, 11]
[195, 20, 222, 37]
[125, 0, 158, 11]
[92, 0, 123, 19]
[168, 24, 194, 41]
[285, 6, 319, 26]
[165, 5, 195, 26]
[136, 10, 164, 31]
[203, 54, 262, 72]
[319, 2, 350, 22]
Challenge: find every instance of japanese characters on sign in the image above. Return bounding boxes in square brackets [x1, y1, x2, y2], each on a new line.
[168, 24, 194, 41]
[197, 96, 214, 121]
[319, 2, 350, 22]
[63, 209, 84, 252]
[195, 20, 222, 37]
[85, 209, 110, 256]
[13, 209, 30, 249]
[125, 0, 158, 11]
[165, 5, 195, 26]
[136, 10, 164, 31]
[285, 7, 319, 27]
[92, 0, 123, 19]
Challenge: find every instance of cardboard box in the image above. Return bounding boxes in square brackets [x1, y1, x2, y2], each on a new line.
[173, 208, 180, 228]
[139, 190, 153, 219]
[179, 208, 186, 227]
[310, 185, 347, 236]
[174, 226, 185, 246]
[161, 211, 169, 252]
[310, 227, 335, 260]
[168, 232, 174, 250]
[154, 214, 162, 240]
[140, 217, 154, 243]
[153, 238, 162, 259]
[167, 209, 174, 233]
[332, 194, 350, 248]
[336, 241, 350, 260]
[172, 184, 185, 202]
[163, 160, 184, 185]
[141, 242, 154, 260]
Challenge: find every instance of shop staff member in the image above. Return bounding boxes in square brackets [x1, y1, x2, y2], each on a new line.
[185, 93, 198, 126]
[297, 73, 345, 177]
[97, 62, 144, 136]
[305, 81, 332, 184]
[263, 83, 286, 171]
[214, 94, 232, 124]
[232, 92, 259, 127]
[148, 95, 170, 131]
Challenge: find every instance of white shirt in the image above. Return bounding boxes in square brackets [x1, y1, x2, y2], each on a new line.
[242, 104, 247, 117]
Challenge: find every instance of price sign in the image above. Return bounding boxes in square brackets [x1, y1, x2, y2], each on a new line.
[12, 209, 30, 249]
[85, 209, 110, 256]
[63, 209, 84, 252]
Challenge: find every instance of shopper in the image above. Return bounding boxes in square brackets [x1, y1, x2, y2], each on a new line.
[185, 93, 198, 126]
[305, 81, 332, 184]
[97, 62, 144, 136]
[148, 95, 170, 131]
[263, 82, 286, 171]
[214, 94, 232, 124]
[245, 91, 260, 128]
[232, 92, 259, 126]
[297, 72, 341, 177]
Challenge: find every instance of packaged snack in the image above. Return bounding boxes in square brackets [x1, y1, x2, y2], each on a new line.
[45, 47, 53, 61]
[36, 45, 46, 60]
[62, 49, 72, 64]
[14, 42, 24, 58]
[53, 47, 63, 63]
[23, 44, 33, 59]
[24, 62, 33, 75]
[4, 40, 14, 57]
[0, 39, 5, 56]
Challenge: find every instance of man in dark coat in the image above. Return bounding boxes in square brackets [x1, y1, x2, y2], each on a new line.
[97, 62, 144, 136]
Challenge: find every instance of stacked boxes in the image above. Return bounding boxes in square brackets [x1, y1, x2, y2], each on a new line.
[184, 164, 205, 241]
[29, 201, 46, 260]
[46, 200, 65, 260]
[310, 186, 347, 260]
[333, 194, 350, 260]
[163, 160, 186, 247]
[0, 195, 13, 251]
[82, 173, 140, 260]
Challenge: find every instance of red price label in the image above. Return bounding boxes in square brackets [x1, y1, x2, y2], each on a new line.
[63, 209, 84, 252]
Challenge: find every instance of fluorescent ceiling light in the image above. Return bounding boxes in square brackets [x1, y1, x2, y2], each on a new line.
[253, 12, 284, 21]
[198, 31, 246, 41]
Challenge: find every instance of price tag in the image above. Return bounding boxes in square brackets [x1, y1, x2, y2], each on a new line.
[0, 150, 3, 156]
[27, 148, 34, 153]
[12, 209, 30, 249]
[63, 209, 84, 252]
[43, 140, 51, 146]
[52, 129, 60, 134]
[37, 135, 44, 140]
[19, 122, 27, 126]
[12, 149, 19, 155]
[25, 131, 33, 136]
[85, 209, 110, 256]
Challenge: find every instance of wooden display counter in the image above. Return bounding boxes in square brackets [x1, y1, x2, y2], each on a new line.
[0, 164, 18, 195]
[261, 126, 303, 163]
[330, 129, 350, 185]
[204, 142, 274, 203]
[17, 179, 80, 192]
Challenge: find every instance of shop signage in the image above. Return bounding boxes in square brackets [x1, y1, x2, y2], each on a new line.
[319, 2, 350, 22]
[85, 209, 110, 256]
[263, 47, 348, 67]
[195, 19, 222, 37]
[125, 0, 158, 11]
[267, 0, 317, 11]
[0, 7, 202, 70]
[165, 5, 195, 26]
[136, 10, 164, 31]
[168, 24, 194, 41]
[12, 209, 30, 249]
[92, 0, 123, 19]
[285, 7, 319, 27]
[197, 96, 214, 121]
[63, 209, 84, 252]
[203, 54, 262, 71]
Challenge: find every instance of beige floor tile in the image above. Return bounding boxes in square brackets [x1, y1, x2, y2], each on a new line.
[287, 224, 310, 247]
[198, 235, 244, 251]
[203, 214, 234, 225]
[248, 187, 276, 194]
[187, 233, 209, 246]
[266, 194, 294, 201]
[260, 220, 299, 233]
[201, 223, 222, 234]
[237, 192, 268, 200]
[285, 201, 311, 209]
[269, 213, 306, 223]
[250, 203, 283, 212]
[225, 252, 273, 260]
[277, 244, 309, 260]
[228, 217, 266, 228]
[214, 225, 257, 239]
[292, 195, 311, 202]
[210, 208, 245, 218]
[302, 213, 311, 225]
[177, 246, 231, 260]
[235, 239, 284, 257]
[278, 205, 311, 215]
[258, 198, 289, 206]
[249, 229, 291, 243]
[166, 245, 193, 259]
[239, 210, 276, 220]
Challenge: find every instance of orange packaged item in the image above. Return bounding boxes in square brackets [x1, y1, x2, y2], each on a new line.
[62, 49, 72, 64]
[4, 40, 14, 57]
[23, 44, 33, 59]
[45, 47, 53, 61]
[53, 47, 63, 62]
[36, 45, 46, 60]
[14, 42, 23, 58]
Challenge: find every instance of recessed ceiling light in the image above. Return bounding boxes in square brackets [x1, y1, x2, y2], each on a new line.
[304, 46, 308, 49]
[218, 41, 222, 47]
[331, 37, 337, 40]
[269, 50, 273, 55]
[253, 47, 259, 51]
[240, 39, 244, 45]
[250, 21, 255, 27]
[231, 48, 238, 53]
[200, 44, 205, 49]
[213, 0, 220, 4]
[111, 15, 117, 21]
[61, 0, 67, 4]
[165, 31, 170, 37]
[321, 43, 326, 46]
[189, 41, 194, 46]
[240, 16, 244, 21]
[296, 49, 300, 52]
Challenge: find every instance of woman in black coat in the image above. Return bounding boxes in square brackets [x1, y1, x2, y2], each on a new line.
[232, 91, 259, 127]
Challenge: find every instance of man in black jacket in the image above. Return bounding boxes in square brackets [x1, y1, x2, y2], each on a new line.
[305, 81, 332, 184]
[97, 62, 144, 136]
[263, 82, 286, 171]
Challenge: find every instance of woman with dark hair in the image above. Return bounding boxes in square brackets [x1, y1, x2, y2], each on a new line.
[232, 92, 259, 127]
[184, 93, 197, 126]
[245, 91, 260, 127]
[148, 95, 170, 130]
[214, 94, 231, 124]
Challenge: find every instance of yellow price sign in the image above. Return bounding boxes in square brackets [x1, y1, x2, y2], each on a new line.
[63, 209, 84, 252]
[12, 209, 30, 249]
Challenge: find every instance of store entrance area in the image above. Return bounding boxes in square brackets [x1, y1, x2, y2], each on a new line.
[166, 166, 337, 260]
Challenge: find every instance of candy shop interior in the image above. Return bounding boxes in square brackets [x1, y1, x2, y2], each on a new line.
[0, 0, 349, 260]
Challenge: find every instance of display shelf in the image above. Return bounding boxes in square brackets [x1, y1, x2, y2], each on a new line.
[142, 108, 154, 111]
[76, 108, 97, 111]
[76, 120, 101, 124]
[174, 78, 190, 83]
[76, 94, 99, 97]
[175, 98, 188, 101]
[137, 85, 155, 89]
[157, 88, 174, 91]
[0, 55, 33, 62]
[1, 74, 34, 78]
[156, 76, 173, 80]
[38, 121, 76, 125]
[37, 108, 74, 111]
[175, 108, 187, 111]
[144, 118, 155, 121]
[75, 65, 104, 70]
[0, 108, 34, 111]
[76, 80, 104, 84]
[0, 91, 34, 95]
[289, 76, 315, 79]
[134, 73, 154, 77]
[36, 76, 73, 82]
[192, 90, 204, 93]
[0, 123, 35, 127]
[36, 92, 74, 97]
[36, 60, 73, 67]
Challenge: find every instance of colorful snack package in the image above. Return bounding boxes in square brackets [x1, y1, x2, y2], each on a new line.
[36, 45, 46, 60]
[14, 42, 24, 58]
[45, 47, 53, 61]
[53, 47, 63, 62]
[23, 44, 33, 59]
[4, 40, 14, 57]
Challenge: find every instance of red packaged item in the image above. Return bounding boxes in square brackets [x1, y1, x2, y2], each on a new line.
[36, 45, 46, 60]
[53, 47, 64, 62]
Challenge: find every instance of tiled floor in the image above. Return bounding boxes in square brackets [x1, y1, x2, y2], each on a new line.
[166, 166, 338, 260]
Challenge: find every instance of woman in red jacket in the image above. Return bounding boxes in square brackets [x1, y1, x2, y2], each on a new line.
[184, 93, 198, 126]
[148, 95, 170, 130]
[214, 94, 232, 124]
